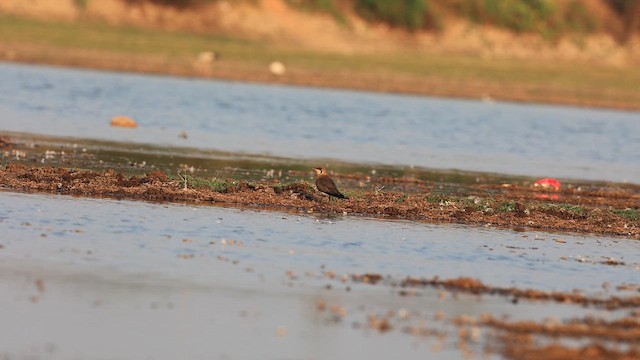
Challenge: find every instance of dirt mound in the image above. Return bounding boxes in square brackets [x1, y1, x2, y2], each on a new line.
[1, 164, 638, 238]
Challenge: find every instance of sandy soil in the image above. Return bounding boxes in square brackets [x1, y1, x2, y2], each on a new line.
[1, 164, 638, 239]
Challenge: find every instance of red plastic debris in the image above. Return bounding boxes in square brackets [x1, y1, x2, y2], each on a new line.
[533, 178, 561, 191]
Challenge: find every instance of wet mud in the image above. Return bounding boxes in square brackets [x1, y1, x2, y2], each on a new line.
[312, 270, 640, 360]
[1, 164, 638, 239]
[347, 274, 640, 310]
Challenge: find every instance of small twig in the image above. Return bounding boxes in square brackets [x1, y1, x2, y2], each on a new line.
[374, 185, 385, 195]
[177, 172, 188, 190]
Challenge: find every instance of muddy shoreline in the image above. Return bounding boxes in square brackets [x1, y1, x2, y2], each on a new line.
[1, 164, 638, 239]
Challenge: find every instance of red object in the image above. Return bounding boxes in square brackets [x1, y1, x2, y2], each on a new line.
[533, 178, 561, 191]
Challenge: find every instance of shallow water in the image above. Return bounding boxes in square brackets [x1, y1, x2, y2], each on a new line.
[1, 62, 639, 183]
[2, 61, 639, 359]
[1, 192, 638, 359]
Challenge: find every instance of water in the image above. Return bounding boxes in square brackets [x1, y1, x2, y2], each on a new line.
[1, 192, 637, 293]
[1, 192, 638, 359]
[1, 62, 639, 359]
[1, 62, 639, 183]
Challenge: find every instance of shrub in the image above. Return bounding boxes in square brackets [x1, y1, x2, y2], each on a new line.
[457, 0, 556, 33]
[124, 0, 219, 9]
[285, 0, 349, 25]
[354, 0, 428, 31]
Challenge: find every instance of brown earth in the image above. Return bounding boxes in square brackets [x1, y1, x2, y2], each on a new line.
[1, 164, 638, 239]
[342, 273, 640, 310]
[470, 313, 640, 360]
[501, 343, 639, 360]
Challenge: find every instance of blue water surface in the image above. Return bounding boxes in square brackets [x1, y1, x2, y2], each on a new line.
[1, 62, 639, 182]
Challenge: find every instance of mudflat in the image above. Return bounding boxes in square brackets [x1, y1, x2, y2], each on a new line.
[1, 164, 638, 239]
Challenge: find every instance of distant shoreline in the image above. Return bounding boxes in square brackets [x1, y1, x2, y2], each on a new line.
[4, 51, 640, 112]
[1, 14, 639, 111]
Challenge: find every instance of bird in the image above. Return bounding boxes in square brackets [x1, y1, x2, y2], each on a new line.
[313, 167, 347, 200]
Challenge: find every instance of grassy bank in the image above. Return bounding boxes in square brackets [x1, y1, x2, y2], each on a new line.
[1, 15, 640, 109]
[147, 0, 640, 41]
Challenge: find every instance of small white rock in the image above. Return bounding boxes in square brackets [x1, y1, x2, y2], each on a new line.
[197, 51, 217, 64]
[269, 61, 286, 76]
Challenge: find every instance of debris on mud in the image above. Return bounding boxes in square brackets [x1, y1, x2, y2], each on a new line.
[0, 136, 14, 148]
[110, 115, 138, 128]
[1, 164, 638, 239]
[484, 314, 640, 343]
[315, 270, 640, 359]
[533, 177, 561, 191]
[498, 334, 640, 360]
[345, 273, 640, 310]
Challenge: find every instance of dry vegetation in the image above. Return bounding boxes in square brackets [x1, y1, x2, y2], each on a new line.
[1, 0, 639, 62]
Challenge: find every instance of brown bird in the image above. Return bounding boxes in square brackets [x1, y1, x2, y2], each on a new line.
[314, 167, 347, 199]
